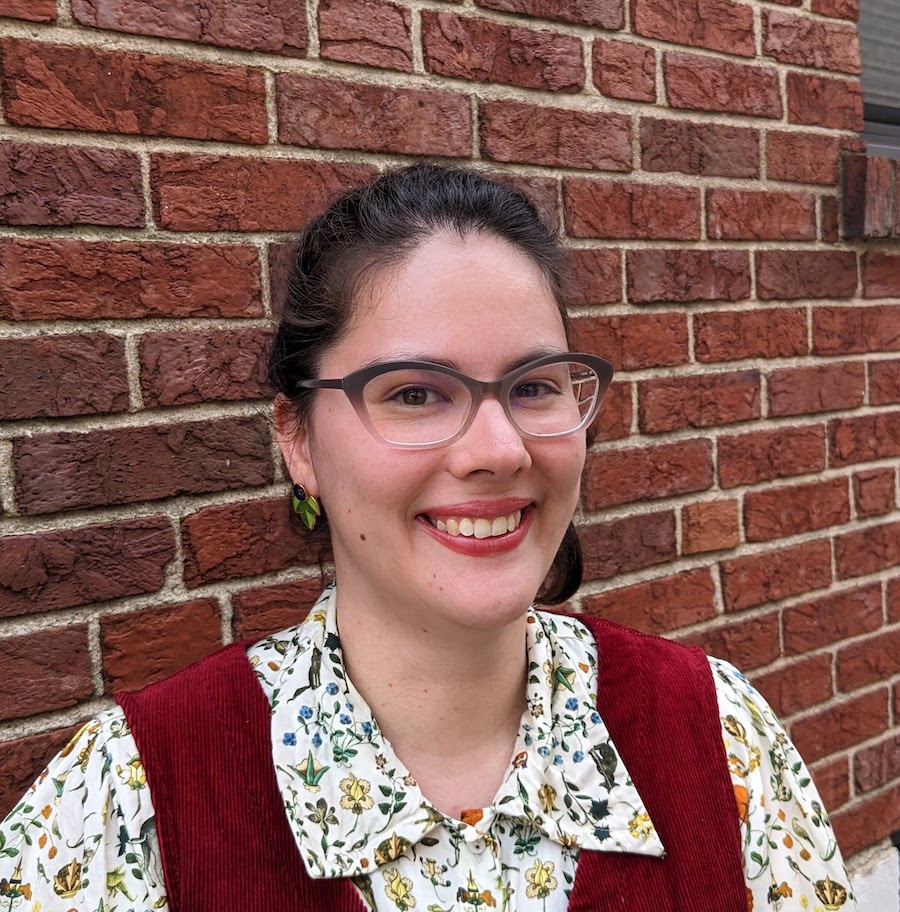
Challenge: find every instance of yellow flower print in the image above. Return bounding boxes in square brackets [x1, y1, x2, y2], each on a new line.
[339, 774, 375, 814]
[813, 877, 848, 910]
[537, 784, 558, 814]
[628, 812, 654, 839]
[524, 859, 558, 900]
[383, 868, 416, 910]
[116, 757, 146, 790]
[1, 862, 32, 902]
[52, 859, 81, 898]
[295, 751, 329, 792]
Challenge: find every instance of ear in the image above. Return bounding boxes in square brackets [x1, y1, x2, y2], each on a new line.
[274, 393, 318, 497]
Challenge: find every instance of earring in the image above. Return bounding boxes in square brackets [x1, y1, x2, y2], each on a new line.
[291, 483, 321, 531]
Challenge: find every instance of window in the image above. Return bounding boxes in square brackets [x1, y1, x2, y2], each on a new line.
[859, 0, 900, 160]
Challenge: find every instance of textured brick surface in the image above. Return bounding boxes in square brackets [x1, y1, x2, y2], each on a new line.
[0, 334, 129, 420]
[102, 599, 223, 692]
[572, 313, 688, 371]
[582, 568, 716, 633]
[853, 468, 896, 518]
[152, 155, 375, 231]
[767, 361, 866, 417]
[829, 412, 900, 467]
[766, 132, 840, 185]
[640, 119, 759, 178]
[680, 611, 780, 670]
[626, 249, 750, 304]
[791, 689, 888, 764]
[0, 518, 175, 619]
[810, 758, 850, 812]
[814, 305, 900, 354]
[707, 189, 816, 241]
[812, 0, 858, 18]
[681, 499, 740, 554]
[743, 477, 850, 542]
[835, 520, 900, 579]
[718, 425, 825, 488]
[783, 583, 883, 655]
[591, 382, 632, 442]
[764, 10, 860, 73]
[477, 0, 624, 28]
[665, 53, 782, 118]
[564, 249, 622, 306]
[319, 0, 411, 70]
[480, 101, 630, 171]
[833, 782, 900, 858]
[592, 39, 655, 102]
[0, 0, 56, 20]
[694, 309, 807, 363]
[13, 417, 273, 514]
[753, 654, 834, 718]
[1, 40, 268, 143]
[278, 75, 469, 156]
[838, 628, 900, 692]
[71, 0, 307, 54]
[0, 239, 263, 320]
[787, 73, 863, 130]
[421, 12, 584, 92]
[854, 734, 900, 795]
[863, 254, 900, 298]
[233, 578, 327, 641]
[638, 371, 760, 433]
[871, 360, 900, 405]
[580, 510, 676, 581]
[757, 250, 857, 300]
[0, 143, 143, 227]
[634, 0, 754, 56]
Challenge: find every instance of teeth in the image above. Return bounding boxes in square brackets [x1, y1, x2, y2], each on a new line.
[431, 510, 523, 538]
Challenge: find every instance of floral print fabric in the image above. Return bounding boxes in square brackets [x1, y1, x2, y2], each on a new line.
[0, 582, 857, 911]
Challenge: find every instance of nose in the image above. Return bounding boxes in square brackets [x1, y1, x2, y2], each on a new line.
[446, 395, 532, 478]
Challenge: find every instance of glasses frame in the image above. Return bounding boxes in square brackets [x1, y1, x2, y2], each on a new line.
[296, 352, 615, 449]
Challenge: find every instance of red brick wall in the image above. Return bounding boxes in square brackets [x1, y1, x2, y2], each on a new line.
[1, 0, 898, 862]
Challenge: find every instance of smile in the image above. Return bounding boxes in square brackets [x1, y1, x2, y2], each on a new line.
[427, 510, 522, 539]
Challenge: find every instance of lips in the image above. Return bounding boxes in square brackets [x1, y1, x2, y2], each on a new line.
[417, 501, 534, 555]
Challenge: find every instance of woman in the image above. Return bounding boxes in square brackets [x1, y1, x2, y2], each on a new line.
[1, 163, 857, 911]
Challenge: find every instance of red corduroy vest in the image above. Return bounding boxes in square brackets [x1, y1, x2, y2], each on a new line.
[117, 614, 748, 912]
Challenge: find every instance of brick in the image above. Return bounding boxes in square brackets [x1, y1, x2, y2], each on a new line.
[664, 52, 782, 119]
[590, 380, 632, 442]
[102, 599, 222, 693]
[318, 0, 411, 70]
[821, 196, 840, 243]
[757, 250, 857, 301]
[812, 0, 857, 17]
[681, 499, 739, 554]
[0, 726, 81, 821]
[787, 73, 863, 131]
[572, 313, 688, 371]
[626, 249, 750, 304]
[720, 540, 832, 612]
[233, 578, 328, 641]
[766, 132, 840, 185]
[421, 11, 583, 92]
[0, 626, 92, 720]
[13, 417, 273, 514]
[853, 468, 896, 518]
[708, 189, 816, 241]
[753, 653, 834, 717]
[476, 0, 622, 27]
[863, 253, 900, 298]
[767, 361, 866, 417]
[836, 520, 900, 579]
[152, 154, 374, 232]
[494, 174, 560, 233]
[764, 10, 860, 74]
[140, 328, 273, 408]
[829, 412, 900, 467]
[0, 518, 174, 619]
[634, 0, 754, 56]
[278, 75, 468, 156]
[0, 0, 55, 21]
[592, 39, 655, 102]
[809, 757, 850, 811]
[480, 100, 630, 171]
[0, 239, 262, 321]
[695, 309, 807, 363]
[640, 118, 758, 178]
[719, 425, 825, 488]
[680, 611, 780, 670]
[843, 155, 899, 240]
[791, 689, 888, 764]
[71, 0, 306, 55]
[0, 334, 129, 420]
[563, 249, 622, 307]
[580, 510, 676, 581]
[638, 371, 760, 433]
[744, 477, 850, 542]
[854, 734, 900, 795]
[582, 438, 713, 509]
[891, 579, 900, 624]
[838, 627, 900, 693]
[814, 306, 900, 355]
[871, 360, 900, 405]
[832, 781, 900, 858]
[0, 142, 142, 227]
[1, 40, 267, 143]
[582, 568, 716, 633]
[783, 583, 883, 655]
[182, 498, 323, 587]
[563, 178, 700, 240]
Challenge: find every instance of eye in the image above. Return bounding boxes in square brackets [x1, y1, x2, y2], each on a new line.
[512, 380, 558, 400]
[398, 387, 430, 406]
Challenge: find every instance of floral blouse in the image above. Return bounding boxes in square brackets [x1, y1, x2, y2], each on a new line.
[1, 582, 857, 912]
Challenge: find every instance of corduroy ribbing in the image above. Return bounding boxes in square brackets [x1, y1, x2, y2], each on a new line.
[117, 615, 747, 912]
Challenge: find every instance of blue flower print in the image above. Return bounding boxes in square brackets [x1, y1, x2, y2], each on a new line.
[339, 713, 352, 725]
[283, 732, 297, 746]
[361, 722, 373, 736]
[565, 697, 579, 711]
[345, 702, 354, 712]
[590, 711, 602, 725]
[553, 754, 563, 766]
[573, 750, 584, 763]
[299, 705, 313, 720]
[311, 733, 322, 748]
[524, 733, 533, 746]
[537, 746, 550, 758]
[594, 825, 611, 842]
[325, 682, 339, 695]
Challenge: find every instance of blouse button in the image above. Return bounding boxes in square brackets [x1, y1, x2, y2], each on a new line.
[471, 840, 485, 853]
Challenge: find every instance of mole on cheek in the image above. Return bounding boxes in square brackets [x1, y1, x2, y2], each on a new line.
[360, 533, 366, 541]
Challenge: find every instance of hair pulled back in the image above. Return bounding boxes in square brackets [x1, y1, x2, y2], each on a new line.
[268, 161, 583, 605]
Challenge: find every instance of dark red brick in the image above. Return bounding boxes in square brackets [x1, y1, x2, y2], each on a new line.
[0, 0, 55, 21]
[680, 611, 780, 670]
[477, 0, 623, 27]
[767, 361, 866, 417]
[626, 249, 750, 304]
[821, 196, 840, 242]
[753, 653, 834, 717]
[592, 39, 655, 102]
[634, 0, 754, 56]
[764, 10, 860, 74]
[829, 411, 900, 467]
[13, 417, 273, 514]
[564, 249, 622, 307]
[809, 757, 850, 811]
[695, 309, 807, 363]
[744, 477, 850, 542]
[1, 39, 267, 143]
[863, 253, 900, 298]
[319, 0, 411, 70]
[233, 577, 329, 641]
[718, 425, 826, 488]
[871, 360, 900, 405]
[835, 520, 900, 579]
[580, 510, 677, 581]
[838, 628, 900, 692]
[790, 689, 888, 764]
[640, 118, 759, 178]
[854, 733, 900, 794]
[787, 72, 863, 130]
[811, 0, 857, 19]
[767, 132, 840, 185]
[708, 189, 816, 241]
[0, 239, 262, 320]
[638, 371, 759, 433]
[757, 250, 857, 300]
[853, 468, 896, 518]
[681, 499, 740, 554]
[832, 780, 900, 857]
[572, 313, 688, 371]
[814, 305, 900, 355]
[783, 583, 883, 655]
[591, 381, 632, 442]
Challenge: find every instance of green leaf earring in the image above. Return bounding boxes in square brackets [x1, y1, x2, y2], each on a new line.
[291, 483, 321, 531]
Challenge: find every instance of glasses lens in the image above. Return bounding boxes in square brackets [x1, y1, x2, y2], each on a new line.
[362, 368, 471, 445]
[509, 360, 601, 437]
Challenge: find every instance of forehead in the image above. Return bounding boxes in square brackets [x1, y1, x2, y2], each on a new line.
[322, 231, 567, 374]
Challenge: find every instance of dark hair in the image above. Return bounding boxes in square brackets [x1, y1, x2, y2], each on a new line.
[268, 161, 583, 604]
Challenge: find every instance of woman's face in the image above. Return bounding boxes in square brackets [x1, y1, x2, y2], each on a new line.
[279, 231, 586, 632]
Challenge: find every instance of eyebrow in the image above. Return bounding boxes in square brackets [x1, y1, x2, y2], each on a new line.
[356, 347, 570, 376]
